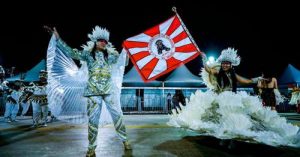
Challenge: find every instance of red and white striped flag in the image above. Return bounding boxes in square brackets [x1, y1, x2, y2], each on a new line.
[123, 15, 201, 82]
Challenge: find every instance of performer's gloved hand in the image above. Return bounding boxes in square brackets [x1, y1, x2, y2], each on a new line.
[251, 76, 263, 83]
[201, 52, 208, 65]
[44, 26, 60, 39]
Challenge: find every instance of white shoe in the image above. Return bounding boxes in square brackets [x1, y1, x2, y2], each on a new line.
[31, 124, 38, 128]
[52, 117, 57, 121]
[5, 118, 11, 123]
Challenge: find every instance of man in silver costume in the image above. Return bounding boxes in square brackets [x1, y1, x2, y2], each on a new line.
[45, 26, 131, 157]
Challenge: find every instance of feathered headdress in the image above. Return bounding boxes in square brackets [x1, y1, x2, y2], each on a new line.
[81, 26, 112, 51]
[2, 80, 8, 86]
[39, 70, 47, 78]
[216, 47, 241, 66]
[87, 26, 110, 42]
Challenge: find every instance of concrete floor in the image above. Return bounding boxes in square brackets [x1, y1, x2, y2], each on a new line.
[1, 114, 300, 157]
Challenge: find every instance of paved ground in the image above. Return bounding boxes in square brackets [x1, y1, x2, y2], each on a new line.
[0, 114, 300, 157]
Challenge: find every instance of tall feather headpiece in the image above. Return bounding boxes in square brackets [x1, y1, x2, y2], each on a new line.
[216, 47, 241, 66]
[87, 26, 110, 42]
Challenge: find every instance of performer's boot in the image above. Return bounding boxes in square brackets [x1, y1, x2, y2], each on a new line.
[86, 149, 95, 157]
[4, 117, 11, 123]
[123, 140, 132, 150]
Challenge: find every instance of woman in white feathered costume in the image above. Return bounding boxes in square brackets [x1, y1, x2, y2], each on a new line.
[168, 48, 300, 147]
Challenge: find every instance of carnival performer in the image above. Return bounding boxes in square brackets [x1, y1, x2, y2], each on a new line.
[257, 71, 283, 110]
[4, 84, 22, 122]
[0, 79, 9, 115]
[289, 86, 300, 113]
[44, 26, 131, 157]
[168, 48, 300, 147]
[0, 65, 5, 83]
[19, 85, 33, 117]
[29, 70, 48, 127]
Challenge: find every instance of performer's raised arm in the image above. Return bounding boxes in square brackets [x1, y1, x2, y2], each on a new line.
[44, 26, 88, 61]
[236, 74, 262, 84]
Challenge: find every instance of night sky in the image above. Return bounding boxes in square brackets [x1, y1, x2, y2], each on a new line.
[0, 1, 299, 80]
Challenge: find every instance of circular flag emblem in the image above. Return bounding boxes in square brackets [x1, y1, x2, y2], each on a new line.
[148, 34, 175, 60]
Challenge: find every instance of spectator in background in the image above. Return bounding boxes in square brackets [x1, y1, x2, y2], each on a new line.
[172, 93, 180, 114]
[166, 93, 172, 113]
[176, 90, 186, 106]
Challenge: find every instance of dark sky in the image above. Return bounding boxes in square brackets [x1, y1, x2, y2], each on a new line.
[0, 1, 299, 80]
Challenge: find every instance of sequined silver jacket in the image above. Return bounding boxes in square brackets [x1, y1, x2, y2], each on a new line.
[56, 39, 119, 96]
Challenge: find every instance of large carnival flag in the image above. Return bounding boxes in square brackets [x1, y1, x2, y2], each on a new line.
[123, 12, 202, 82]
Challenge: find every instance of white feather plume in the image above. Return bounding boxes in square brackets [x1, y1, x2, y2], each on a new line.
[81, 41, 95, 51]
[200, 62, 220, 90]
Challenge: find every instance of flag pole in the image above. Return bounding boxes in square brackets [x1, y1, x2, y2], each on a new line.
[172, 7, 202, 54]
